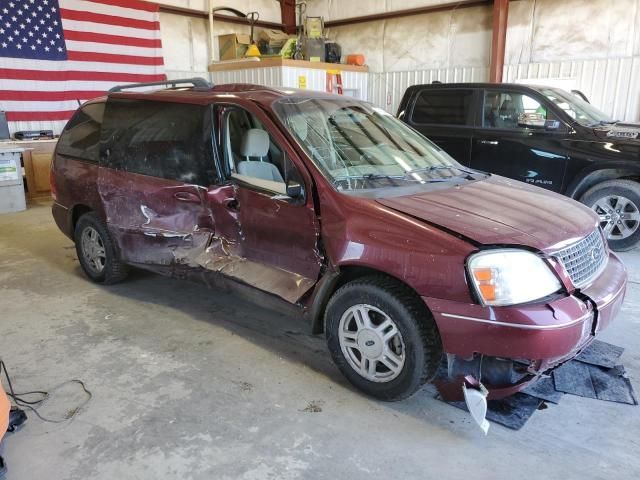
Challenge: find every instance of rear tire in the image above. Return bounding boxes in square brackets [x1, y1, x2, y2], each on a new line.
[580, 179, 640, 251]
[74, 212, 129, 284]
[325, 275, 442, 401]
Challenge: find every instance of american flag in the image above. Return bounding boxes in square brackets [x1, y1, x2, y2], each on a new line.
[0, 0, 165, 130]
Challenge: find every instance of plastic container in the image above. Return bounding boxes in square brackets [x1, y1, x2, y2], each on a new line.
[0, 148, 26, 214]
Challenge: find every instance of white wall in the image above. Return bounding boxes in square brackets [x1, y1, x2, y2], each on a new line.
[302, 0, 640, 121]
[505, 0, 640, 64]
[306, 1, 492, 73]
[151, 0, 283, 78]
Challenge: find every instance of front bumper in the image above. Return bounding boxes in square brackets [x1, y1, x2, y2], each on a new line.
[424, 252, 627, 398]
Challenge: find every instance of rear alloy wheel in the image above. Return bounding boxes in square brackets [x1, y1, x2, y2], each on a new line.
[326, 276, 442, 401]
[80, 226, 106, 275]
[581, 179, 640, 251]
[74, 212, 129, 284]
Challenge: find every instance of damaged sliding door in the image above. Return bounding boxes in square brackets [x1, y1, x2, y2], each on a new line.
[98, 98, 218, 274]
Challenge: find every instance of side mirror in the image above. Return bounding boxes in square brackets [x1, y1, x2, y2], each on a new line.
[544, 120, 561, 131]
[270, 180, 304, 203]
[286, 180, 303, 199]
[518, 112, 546, 129]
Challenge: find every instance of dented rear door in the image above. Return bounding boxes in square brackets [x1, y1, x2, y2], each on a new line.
[98, 98, 218, 273]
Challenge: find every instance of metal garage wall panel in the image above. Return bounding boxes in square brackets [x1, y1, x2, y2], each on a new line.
[210, 66, 368, 101]
[504, 57, 640, 122]
[166, 70, 211, 81]
[210, 67, 283, 87]
[369, 66, 489, 114]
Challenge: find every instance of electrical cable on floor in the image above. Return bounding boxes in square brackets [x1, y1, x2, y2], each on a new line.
[0, 360, 92, 424]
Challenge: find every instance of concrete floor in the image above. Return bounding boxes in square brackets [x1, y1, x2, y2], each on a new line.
[0, 200, 638, 480]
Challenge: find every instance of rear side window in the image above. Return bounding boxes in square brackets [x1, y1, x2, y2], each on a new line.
[57, 103, 105, 162]
[100, 99, 216, 186]
[411, 89, 473, 125]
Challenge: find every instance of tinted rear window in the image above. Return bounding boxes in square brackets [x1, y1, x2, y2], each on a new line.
[411, 89, 473, 125]
[100, 99, 216, 186]
[57, 103, 105, 162]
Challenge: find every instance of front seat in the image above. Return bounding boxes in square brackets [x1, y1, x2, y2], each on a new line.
[236, 129, 284, 183]
[498, 99, 517, 128]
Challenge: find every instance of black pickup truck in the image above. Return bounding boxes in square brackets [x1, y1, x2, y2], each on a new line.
[398, 82, 640, 250]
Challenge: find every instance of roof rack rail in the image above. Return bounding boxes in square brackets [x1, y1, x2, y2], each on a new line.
[108, 77, 212, 93]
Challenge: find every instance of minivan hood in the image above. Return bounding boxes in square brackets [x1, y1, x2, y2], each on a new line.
[376, 176, 598, 251]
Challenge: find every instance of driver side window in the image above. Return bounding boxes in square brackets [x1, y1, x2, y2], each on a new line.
[224, 108, 300, 193]
[483, 91, 555, 130]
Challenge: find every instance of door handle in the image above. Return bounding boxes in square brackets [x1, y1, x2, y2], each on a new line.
[173, 191, 201, 203]
[479, 140, 499, 145]
[223, 198, 239, 211]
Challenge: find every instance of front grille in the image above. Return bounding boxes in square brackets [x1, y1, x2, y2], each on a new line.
[553, 229, 607, 288]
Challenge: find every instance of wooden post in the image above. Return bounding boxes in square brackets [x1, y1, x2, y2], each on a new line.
[489, 0, 509, 83]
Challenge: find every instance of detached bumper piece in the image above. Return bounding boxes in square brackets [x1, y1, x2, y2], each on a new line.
[436, 339, 637, 431]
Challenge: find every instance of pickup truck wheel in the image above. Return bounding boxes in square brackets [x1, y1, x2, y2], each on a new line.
[74, 212, 129, 284]
[581, 179, 640, 251]
[325, 276, 442, 401]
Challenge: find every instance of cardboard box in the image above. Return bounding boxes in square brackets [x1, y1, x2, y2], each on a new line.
[258, 29, 290, 49]
[218, 33, 251, 60]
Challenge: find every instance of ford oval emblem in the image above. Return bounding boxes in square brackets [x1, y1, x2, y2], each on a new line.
[365, 340, 375, 347]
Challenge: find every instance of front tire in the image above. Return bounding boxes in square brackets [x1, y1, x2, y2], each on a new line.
[580, 179, 640, 251]
[74, 212, 129, 284]
[325, 276, 442, 401]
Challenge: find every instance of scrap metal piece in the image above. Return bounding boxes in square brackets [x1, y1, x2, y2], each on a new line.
[462, 376, 490, 435]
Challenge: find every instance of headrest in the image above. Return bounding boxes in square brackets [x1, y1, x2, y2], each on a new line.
[240, 129, 269, 157]
[500, 99, 515, 113]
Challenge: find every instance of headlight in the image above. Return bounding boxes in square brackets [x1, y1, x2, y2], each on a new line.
[467, 249, 561, 306]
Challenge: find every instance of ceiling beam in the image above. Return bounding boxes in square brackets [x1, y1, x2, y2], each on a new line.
[324, 0, 491, 28]
[155, 3, 286, 30]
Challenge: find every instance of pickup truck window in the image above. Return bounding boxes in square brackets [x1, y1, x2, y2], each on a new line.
[483, 91, 548, 129]
[540, 87, 613, 126]
[411, 89, 473, 125]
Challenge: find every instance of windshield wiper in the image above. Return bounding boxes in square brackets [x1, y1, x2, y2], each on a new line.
[404, 165, 477, 177]
[333, 173, 405, 183]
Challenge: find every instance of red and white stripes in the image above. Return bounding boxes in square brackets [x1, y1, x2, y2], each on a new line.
[0, 0, 165, 125]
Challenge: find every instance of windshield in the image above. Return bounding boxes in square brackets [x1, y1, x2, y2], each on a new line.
[540, 87, 613, 127]
[273, 97, 478, 191]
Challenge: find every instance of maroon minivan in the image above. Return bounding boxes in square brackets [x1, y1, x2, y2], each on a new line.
[51, 79, 627, 404]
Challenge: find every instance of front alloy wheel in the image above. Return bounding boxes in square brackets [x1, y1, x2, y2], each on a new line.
[338, 304, 406, 383]
[325, 276, 442, 401]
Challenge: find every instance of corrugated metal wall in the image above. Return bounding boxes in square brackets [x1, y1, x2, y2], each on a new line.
[504, 57, 640, 123]
[210, 67, 369, 100]
[368, 66, 489, 114]
[364, 58, 640, 123]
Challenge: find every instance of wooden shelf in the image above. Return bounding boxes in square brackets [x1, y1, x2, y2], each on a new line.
[208, 57, 368, 73]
